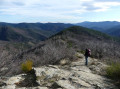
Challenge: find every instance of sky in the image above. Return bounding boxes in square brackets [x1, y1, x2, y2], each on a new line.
[0, 0, 120, 23]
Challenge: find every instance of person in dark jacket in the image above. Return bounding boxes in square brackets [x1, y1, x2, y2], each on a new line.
[84, 49, 91, 65]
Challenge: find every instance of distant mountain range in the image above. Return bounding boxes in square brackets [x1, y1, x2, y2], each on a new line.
[0, 22, 73, 42]
[105, 25, 120, 37]
[0, 21, 120, 42]
[76, 21, 120, 37]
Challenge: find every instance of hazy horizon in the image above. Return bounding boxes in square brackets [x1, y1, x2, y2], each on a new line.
[0, 21, 120, 24]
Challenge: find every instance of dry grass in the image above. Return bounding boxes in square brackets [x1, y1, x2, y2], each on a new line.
[106, 63, 120, 88]
[106, 63, 120, 80]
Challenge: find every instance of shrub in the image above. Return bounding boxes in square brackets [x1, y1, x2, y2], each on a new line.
[67, 41, 73, 48]
[106, 63, 120, 81]
[21, 60, 33, 73]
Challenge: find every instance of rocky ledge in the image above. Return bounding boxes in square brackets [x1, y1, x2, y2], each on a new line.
[0, 53, 118, 89]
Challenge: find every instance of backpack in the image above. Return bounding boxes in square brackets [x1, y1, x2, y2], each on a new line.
[88, 49, 91, 56]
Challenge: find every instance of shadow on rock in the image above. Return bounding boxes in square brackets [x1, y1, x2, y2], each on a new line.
[16, 69, 39, 87]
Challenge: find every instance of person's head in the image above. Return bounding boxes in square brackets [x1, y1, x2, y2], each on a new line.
[86, 48, 88, 51]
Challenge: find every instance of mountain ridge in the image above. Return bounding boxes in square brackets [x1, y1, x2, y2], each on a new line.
[0, 22, 73, 42]
[0, 21, 120, 41]
[76, 21, 120, 31]
[1, 26, 120, 77]
[105, 25, 120, 37]
[75, 21, 120, 37]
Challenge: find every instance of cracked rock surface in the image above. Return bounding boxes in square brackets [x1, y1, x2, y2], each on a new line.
[0, 53, 118, 89]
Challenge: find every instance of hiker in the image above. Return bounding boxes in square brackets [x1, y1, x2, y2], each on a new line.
[84, 49, 91, 65]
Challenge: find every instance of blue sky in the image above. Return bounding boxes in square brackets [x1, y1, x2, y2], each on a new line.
[0, 0, 120, 23]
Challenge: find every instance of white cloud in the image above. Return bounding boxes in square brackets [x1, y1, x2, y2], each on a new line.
[0, 0, 120, 20]
[93, 2, 120, 12]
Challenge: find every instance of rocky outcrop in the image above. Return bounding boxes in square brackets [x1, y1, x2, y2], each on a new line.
[0, 53, 118, 89]
[17, 69, 39, 87]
